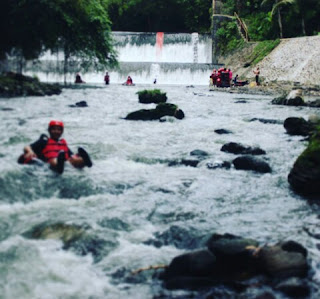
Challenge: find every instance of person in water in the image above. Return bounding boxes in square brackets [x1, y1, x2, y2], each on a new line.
[126, 76, 133, 85]
[104, 72, 110, 85]
[75, 73, 85, 84]
[18, 120, 92, 174]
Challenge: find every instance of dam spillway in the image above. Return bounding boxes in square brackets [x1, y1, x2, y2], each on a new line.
[23, 32, 216, 85]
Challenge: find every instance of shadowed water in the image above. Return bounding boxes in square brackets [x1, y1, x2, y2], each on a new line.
[0, 84, 320, 298]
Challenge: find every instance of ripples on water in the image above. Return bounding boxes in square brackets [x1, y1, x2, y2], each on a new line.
[0, 84, 320, 298]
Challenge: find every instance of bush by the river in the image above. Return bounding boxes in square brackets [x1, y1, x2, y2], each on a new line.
[136, 89, 167, 104]
[0, 72, 62, 97]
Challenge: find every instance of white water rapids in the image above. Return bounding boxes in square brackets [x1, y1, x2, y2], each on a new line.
[0, 84, 320, 298]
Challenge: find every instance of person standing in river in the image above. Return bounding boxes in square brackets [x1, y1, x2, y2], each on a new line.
[18, 120, 92, 174]
[253, 67, 260, 86]
[104, 72, 110, 85]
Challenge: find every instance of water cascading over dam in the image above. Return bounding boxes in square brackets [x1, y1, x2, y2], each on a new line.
[24, 32, 215, 85]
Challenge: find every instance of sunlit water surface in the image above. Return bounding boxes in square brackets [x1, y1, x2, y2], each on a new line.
[0, 84, 320, 298]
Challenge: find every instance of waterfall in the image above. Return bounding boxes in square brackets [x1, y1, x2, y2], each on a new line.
[22, 32, 218, 85]
[191, 33, 199, 63]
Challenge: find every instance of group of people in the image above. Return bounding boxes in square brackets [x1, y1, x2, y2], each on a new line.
[210, 66, 260, 87]
[75, 72, 136, 86]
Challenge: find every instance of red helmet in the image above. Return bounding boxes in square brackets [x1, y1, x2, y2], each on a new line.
[48, 120, 64, 130]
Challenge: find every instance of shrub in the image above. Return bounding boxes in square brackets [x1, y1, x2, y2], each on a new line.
[136, 89, 167, 104]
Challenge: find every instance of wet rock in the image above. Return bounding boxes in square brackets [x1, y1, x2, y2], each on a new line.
[64, 234, 116, 263]
[272, 89, 305, 106]
[221, 142, 266, 155]
[22, 222, 85, 243]
[275, 277, 310, 298]
[284, 117, 315, 136]
[143, 225, 209, 250]
[162, 233, 311, 293]
[1, 107, 14, 111]
[207, 161, 231, 169]
[68, 100, 88, 108]
[258, 241, 309, 278]
[288, 131, 320, 196]
[215, 129, 233, 134]
[249, 118, 283, 125]
[125, 103, 184, 120]
[308, 99, 320, 107]
[233, 156, 272, 173]
[164, 249, 217, 280]
[168, 159, 199, 167]
[98, 217, 131, 231]
[206, 233, 260, 279]
[190, 149, 209, 158]
[22, 222, 117, 263]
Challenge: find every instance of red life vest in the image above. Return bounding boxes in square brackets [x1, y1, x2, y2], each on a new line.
[42, 138, 70, 161]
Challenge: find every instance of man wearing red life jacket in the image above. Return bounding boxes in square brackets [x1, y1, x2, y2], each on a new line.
[19, 120, 92, 174]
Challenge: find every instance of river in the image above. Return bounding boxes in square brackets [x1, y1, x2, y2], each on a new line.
[0, 84, 320, 298]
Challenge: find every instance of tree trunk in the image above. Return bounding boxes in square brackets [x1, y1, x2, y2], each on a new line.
[63, 48, 69, 86]
[301, 16, 306, 36]
[277, 8, 283, 38]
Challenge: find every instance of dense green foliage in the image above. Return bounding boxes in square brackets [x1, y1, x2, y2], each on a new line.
[221, 0, 320, 40]
[106, 0, 212, 33]
[137, 89, 167, 104]
[0, 0, 116, 71]
[0, 72, 61, 97]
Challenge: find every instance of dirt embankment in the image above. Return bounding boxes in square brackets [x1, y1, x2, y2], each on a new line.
[218, 35, 320, 97]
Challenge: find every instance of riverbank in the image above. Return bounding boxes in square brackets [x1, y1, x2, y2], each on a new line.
[0, 72, 62, 97]
[219, 35, 320, 98]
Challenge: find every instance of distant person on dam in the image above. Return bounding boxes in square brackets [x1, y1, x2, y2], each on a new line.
[18, 120, 92, 174]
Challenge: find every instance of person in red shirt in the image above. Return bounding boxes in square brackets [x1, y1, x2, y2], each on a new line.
[126, 76, 133, 85]
[104, 72, 110, 85]
[18, 120, 92, 174]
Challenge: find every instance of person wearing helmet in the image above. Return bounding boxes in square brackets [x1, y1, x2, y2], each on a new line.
[18, 120, 92, 174]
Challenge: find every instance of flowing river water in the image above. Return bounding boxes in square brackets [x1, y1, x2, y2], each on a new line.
[0, 84, 320, 298]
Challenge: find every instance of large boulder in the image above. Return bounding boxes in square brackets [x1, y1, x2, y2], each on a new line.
[125, 103, 184, 121]
[272, 89, 305, 106]
[206, 233, 260, 280]
[233, 155, 272, 173]
[284, 117, 315, 136]
[221, 142, 266, 155]
[288, 130, 320, 196]
[164, 249, 217, 280]
[258, 241, 309, 278]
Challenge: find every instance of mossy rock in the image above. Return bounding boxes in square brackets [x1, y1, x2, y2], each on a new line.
[136, 89, 167, 104]
[288, 128, 320, 195]
[125, 103, 183, 121]
[22, 222, 85, 244]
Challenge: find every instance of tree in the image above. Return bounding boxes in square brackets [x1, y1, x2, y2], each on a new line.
[261, 0, 295, 38]
[0, 0, 117, 80]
